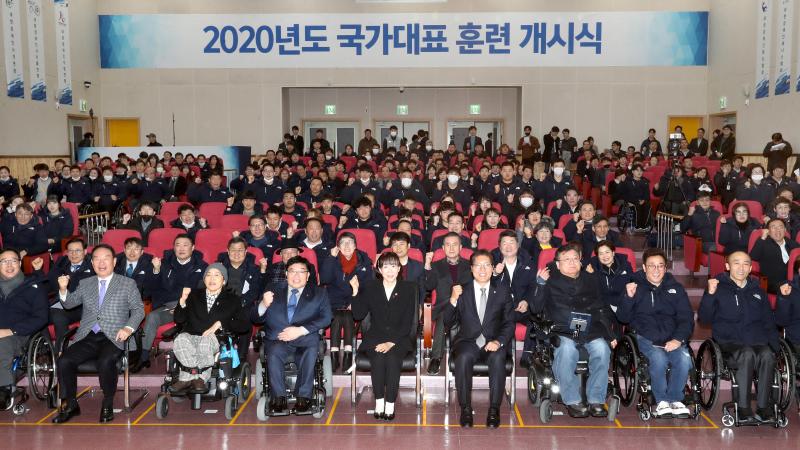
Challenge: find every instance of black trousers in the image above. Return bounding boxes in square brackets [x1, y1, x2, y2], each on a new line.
[452, 340, 507, 409]
[720, 343, 776, 410]
[50, 307, 83, 349]
[57, 332, 123, 408]
[330, 309, 354, 349]
[236, 328, 252, 361]
[430, 315, 446, 359]
[365, 346, 407, 402]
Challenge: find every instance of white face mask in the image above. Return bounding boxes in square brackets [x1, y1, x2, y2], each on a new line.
[372, 148, 380, 155]
[425, 145, 433, 151]
[198, 162, 205, 167]
[553, 167, 565, 177]
[156, 167, 164, 173]
[447, 174, 460, 185]
[751, 174, 763, 183]
[365, 154, 372, 161]
[72, 176, 81, 181]
[263, 176, 274, 183]
[360, 177, 371, 185]
[89, 175, 97, 180]
[520, 197, 534, 208]
[325, 155, 332, 160]
[400, 177, 412, 188]
[0, 177, 8, 182]
[103, 175, 113, 182]
[390, 132, 397, 138]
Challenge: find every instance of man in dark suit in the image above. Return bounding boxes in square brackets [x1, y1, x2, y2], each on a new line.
[52, 244, 145, 424]
[113, 236, 154, 295]
[120, 201, 164, 246]
[252, 256, 332, 414]
[424, 232, 473, 375]
[578, 217, 623, 263]
[444, 250, 514, 428]
[164, 165, 188, 201]
[463, 126, 483, 153]
[751, 219, 800, 294]
[688, 128, 708, 157]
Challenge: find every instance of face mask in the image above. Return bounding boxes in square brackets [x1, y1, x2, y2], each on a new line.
[325, 155, 332, 160]
[365, 154, 372, 161]
[447, 174, 460, 185]
[40, 177, 49, 182]
[263, 176, 273, 183]
[103, 175, 113, 182]
[372, 148, 380, 155]
[360, 177, 371, 185]
[198, 162, 205, 167]
[520, 197, 534, 208]
[400, 177, 412, 188]
[425, 145, 433, 151]
[0, 177, 8, 182]
[156, 167, 164, 173]
[390, 132, 397, 138]
[71, 176, 81, 181]
[751, 174, 763, 183]
[553, 167, 565, 177]
[89, 175, 97, 180]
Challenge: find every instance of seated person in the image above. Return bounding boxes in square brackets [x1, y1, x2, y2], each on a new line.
[251, 256, 332, 414]
[297, 217, 335, 264]
[777, 262, 800, 355]
[699, 251, 779, 423]
[578, 216, 622, 262]
[113, 237, 154, 295]
[233, 215, 280, 261]
[169, 264, 249, 394]
[135, 234, 208, 372]
[444, 250, 514, 428]
[217, 237, 265, 359]
[264, 238, 301, 292]
[169, 204, 209, 240]
[341, 196, 387, 248]
[765, 198, 800, 238]
[750, 219, 799, 294]
[521, 220, 562, 264]
[120, 201, 164, 246]
[188, 173, 233, 205]
[44, 237, 95, 347]
[93, 167, 123, 217]
[531, 243, 616, 419]
[349, 252, 419, 421]
[588, 241, 633, 313]
[39, 196, 74, 253]
[562, 201, 597, 242]
[52, 244, 144, 424]
[280, 191, 306, 224]
[616, 248, 694, 418]
[718, 202, 760, 253]
[430, 213, 472, 251]
[224, 190, 263, 217]
[264, 206, 290, 240]
[679, 192, 721, 252]
[0, 203, 48, 258]
[735, 164, 776, 208]
[0, 249, 49, 407]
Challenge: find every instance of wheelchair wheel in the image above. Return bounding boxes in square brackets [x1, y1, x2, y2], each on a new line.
[527, 366, 542, 407]
[12, 402, 26, 416]
[695, 339, 721, 411]
[224, 395, 238, 420]
[155, 394, 169, 419]
[322, 354, 333, 397]
[238, 362, 252, 403]
[312, 387, 326, 419]
[539, 399, 553, 424]
[26, 334, 55, 401]
[639, 409, 652, 421]
[255, 358, 264, 399]
[256, 395, 269, 422]
[612, 335, 638, 407]
[776, 338, 796, 413]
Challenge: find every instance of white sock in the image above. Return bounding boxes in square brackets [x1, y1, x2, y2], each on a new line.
[343, 345, 352, 352]
[375, 398, 385, 414]
[330, 347, 339, 352]
[385, 402, 395, 415]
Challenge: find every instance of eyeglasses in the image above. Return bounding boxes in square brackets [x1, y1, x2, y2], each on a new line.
[249, 223, 265, 229]
[472, 263, 493, 269]
[66, 249, 84, 254]
[645, 264, 666, 271]
[0, 259, 20, 266]
[558, 257, 581, 264]
[287, 269, 309, 275]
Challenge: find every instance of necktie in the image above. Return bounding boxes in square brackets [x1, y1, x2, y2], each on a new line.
[287, 288, 299, 322]
[71, 264, 80, 272]
[92, 279, 107, 333]
[476, 287, 487, 347]
[126, 263, 134, 277]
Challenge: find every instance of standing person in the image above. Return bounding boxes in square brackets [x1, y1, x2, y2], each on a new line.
[444, 250, 514, 428]
[290, 125, 304, 153]
[699, 251, 779, 423]
[688, 128, 708, 156]
[146, 133, 162, 147]
[762, 132, 793, 173]
[542, 127, 561, 169]
[349, 252, 418, 421]
[358, 129, 380, 156]
[709, 125, 735, 161]
[518, 125, 541, 164]
[52, 245, 145, 424]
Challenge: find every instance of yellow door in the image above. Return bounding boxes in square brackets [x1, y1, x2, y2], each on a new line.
[668, 116, 703, 140]
[106, 118, 140, 146]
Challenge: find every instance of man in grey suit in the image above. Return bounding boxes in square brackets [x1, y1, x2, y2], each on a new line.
[52, 244, 145, 424]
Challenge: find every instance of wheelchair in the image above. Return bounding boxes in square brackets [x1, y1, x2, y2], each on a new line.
[253, 329, 332, 421]
[612, 332, 702, 421]
[155, 328, 251, 420]
[525, 316, 619, 423]
[695, 338, 794, 428]
[2, 331, 56, 415]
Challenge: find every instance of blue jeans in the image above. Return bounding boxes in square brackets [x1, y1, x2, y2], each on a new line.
[636, 335, 692, 403]
[553, 336, 611, 405]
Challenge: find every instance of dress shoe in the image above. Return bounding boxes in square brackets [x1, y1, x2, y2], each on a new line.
[383, 412, 395, 421]
[519, 352, 533, 370]
[169, 380, 192, 395]
[486, 407, 500, 428]
[99, 406, 114, 423]
[566, 403, 589, 418]
[373, 410, 383, 420]
[427, 358, 441, 375]
[131, 359, 151, 374]
[756, 406, 776, 422]
[459, 406, 473, 427]
[52, 401, 81, 424]
[342, 351, 353, 371]
[269, 396, 288, 414]
[189, 378, 207, 393]
[589, 403, 608, 418]
[737, 407, 758, 425]
[293, 397, 311, 414]
[331, 350, 340, 372]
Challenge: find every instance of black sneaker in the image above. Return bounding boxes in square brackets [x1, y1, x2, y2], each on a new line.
[756, 406, 776, 422]
[519, 352, 533, 369]
[427, 358, 441, 375]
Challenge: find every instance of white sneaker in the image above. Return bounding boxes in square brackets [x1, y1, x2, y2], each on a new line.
[655, 401, 672, 418]
[670, 401, 690, 417]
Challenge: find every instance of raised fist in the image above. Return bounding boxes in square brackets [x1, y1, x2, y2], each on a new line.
[261, 291, 274, 308]
[780, 283, 792, 296]
[122, 213, 132, 224]
[227, 196, 235, 207]
[57, 275, 70, 292]
[425, 252, 434, 267]
[450, 284, 463, 302]
[152, 257, 162, 271]
[707, 278, 719, 295]
[349, 276, 360, 295]
[626, 282, 637, 298]
[31, 257, 44, 271]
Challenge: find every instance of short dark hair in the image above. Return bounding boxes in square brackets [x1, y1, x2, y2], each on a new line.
[91, 244, 116, 258]
[556, 242, 582, 261]
[173, 233, 194, 246]
[227, 236, 248, 248]
[285, 255, 312, 273]
[470, 249, 493, 266]
[177, 204, 195, 214]
[389, 231, 411, 246]
[642, 248, 667, 266]
[124, 237, 144, 248]
[498, 230, 517, 245]
[66, 237, 87, 249]
[595, 239, 617, 254]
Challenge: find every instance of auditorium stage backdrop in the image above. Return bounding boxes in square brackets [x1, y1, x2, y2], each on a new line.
[98, 11, 708, 68]
[76, 146, 252, 178]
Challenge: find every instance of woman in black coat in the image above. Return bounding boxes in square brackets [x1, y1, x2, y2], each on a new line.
[718, 202, 761, 253]
[170, 264, 249, 394]
[39, 196, 74, 252]
[350, 252, 418, 421]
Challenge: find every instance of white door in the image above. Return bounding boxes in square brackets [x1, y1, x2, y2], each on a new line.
[304, 121, 360, 156]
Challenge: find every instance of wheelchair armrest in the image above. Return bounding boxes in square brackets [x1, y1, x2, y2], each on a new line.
[160, 324, 181, 341]
[422, 303, 433, 349]
[59, 327, 79, 355]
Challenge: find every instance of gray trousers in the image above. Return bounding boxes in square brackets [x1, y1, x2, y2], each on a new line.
[173, 333, 219, 381]
[142, 301, 178, 353]
[0, 335, 28, 387]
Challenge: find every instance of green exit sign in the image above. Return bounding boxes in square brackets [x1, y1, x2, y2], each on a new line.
[469, 104, 481, 115]
[324, 104, 337, 115]
[396, 104, 409, 115]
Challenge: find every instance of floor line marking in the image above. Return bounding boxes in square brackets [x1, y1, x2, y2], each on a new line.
[132, 402, 156, 425]
[325, 388, 342, 426]
[699, 411, 719, 429]
[422, 399, 427, 426]
[229, 390, 256, 425]
[513, 402, 525, 426]
[36, 386, 92, 424]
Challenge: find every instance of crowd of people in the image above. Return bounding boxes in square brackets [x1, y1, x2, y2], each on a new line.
[0, 123, 798, 428]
